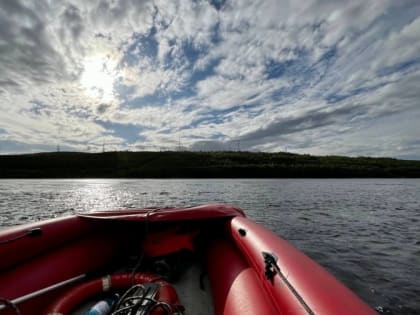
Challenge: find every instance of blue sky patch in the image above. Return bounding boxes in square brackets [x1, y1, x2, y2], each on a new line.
[122, 28, 159, 66]
[96, 120, 145, 144]
[377, 59, 420, 77]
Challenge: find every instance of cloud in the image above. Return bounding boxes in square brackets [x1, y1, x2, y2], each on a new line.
[0, 0, 419, 158]
[372, 15, 420, 70]
[0, 1, 67, 88]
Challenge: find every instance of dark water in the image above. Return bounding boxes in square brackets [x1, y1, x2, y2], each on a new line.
[0, 179, 419, 314]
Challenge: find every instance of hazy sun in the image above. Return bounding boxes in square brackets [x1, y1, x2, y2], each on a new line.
[80, 55, 117, 101]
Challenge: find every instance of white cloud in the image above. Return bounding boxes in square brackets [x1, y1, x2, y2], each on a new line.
[154, 0, 218, 48]
[118, 57, 190, 101]
[0, 0, 419, 158]
[372, 16, 420, 70]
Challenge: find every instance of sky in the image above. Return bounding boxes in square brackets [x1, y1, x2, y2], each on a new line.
[0, 0, 419, 159]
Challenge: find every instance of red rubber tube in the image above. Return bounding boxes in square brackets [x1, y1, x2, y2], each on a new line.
[43, 273, 179, 315]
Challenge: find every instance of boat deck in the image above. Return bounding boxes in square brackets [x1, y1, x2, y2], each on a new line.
[172, 263, 214, 315]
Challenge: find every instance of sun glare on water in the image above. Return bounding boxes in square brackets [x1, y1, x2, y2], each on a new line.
[80, 55, 117, 102]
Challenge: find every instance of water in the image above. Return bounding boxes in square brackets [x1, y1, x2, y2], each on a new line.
[0, 179, 419, 314]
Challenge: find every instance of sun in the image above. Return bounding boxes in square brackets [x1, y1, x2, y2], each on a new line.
[80, 55, 117, 102]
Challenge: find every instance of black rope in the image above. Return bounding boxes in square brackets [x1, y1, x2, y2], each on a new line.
[263, 252, 315, 315]
[276, 269, 315, 315]
[130, 208, 158, 286]
[130, 252, 145, 286]
[111, 282, 179, 315]
[0, 298, 21, 315]
[199, 271, 207, 291]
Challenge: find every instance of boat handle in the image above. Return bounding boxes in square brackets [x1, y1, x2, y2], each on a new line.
[0, 228, 43, 245]
[0, 274, 86, 311]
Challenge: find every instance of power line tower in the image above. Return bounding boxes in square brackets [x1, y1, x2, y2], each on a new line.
[234, 139, 241, 151]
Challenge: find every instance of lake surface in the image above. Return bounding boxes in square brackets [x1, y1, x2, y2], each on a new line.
[0, 179, 419, 314]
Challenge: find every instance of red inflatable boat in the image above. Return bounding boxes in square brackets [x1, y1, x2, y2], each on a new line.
[0, 204, 376, 315]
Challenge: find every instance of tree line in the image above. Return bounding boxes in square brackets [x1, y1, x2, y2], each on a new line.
[1, 151, 419, 178]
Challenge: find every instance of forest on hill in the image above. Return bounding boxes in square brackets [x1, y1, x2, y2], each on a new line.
[1, 151, 419, 178]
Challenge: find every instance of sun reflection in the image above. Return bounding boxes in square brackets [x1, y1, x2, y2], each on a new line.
[75, 179, 120, 212]
[80, 55, 117, 101]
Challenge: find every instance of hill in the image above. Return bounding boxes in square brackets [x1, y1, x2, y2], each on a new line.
[0, 151, 419, 178]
